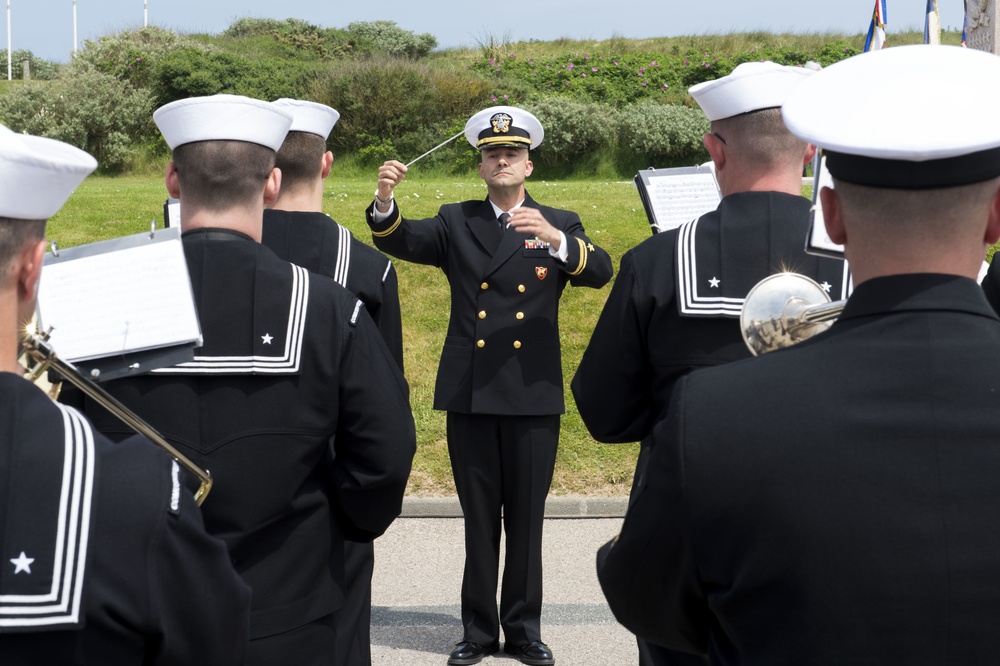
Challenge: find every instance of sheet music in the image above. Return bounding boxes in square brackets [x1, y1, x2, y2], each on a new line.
[37, 229, 201, 362]
[634, 166, 721, 234]
[646, 172, 721, 231]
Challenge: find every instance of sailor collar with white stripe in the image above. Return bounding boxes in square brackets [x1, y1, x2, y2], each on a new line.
[0, 400, 95, 631]
[675, 194, 850, 318]
[155, 234, 312, 374]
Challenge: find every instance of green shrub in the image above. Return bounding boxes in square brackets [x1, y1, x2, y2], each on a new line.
[220, 18, 353, 60]
[346, 21, 437, 59]
[616, 101, 709, 167]
[468, 52, 682, 107]
[0, 70, 156, 172]
[306, 57, 488, 170]
[153, 47, 319, 105]
[72, 27, 182, 89]
[526, 98, 616, 167]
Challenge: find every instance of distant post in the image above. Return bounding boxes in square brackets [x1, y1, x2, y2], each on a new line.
[966, 0, 1000, 54]
[6, 0, 10, 81]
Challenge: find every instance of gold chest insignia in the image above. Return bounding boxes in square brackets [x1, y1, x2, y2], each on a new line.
[535, 266, 548, 280]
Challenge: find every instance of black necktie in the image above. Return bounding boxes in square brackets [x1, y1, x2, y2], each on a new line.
[498, 212, 510, 233]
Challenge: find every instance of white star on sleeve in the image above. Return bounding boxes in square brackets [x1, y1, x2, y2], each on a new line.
[261, 333, 273, 345]
[708, 277, 721, 288]
[10, 551, 34, 574]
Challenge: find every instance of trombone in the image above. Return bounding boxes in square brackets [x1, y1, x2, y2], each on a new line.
[740, 272, 845, 356]
[18, 326, 213, 506]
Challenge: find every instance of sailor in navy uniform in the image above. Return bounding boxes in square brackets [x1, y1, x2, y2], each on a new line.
[264, 98, 403, 371]
[598, 44, 1000, 663]
[572, 61, 849, 666]
[368, 107, 612, 666]
[0, 127, 250, 665]
[262, 98, 404, 666]
[74, 95, 416, 665]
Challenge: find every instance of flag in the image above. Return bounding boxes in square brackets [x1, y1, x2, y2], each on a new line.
[962, 0, 969, 47]
[863, 0, 888, 52]
[924, 0, 940, 44]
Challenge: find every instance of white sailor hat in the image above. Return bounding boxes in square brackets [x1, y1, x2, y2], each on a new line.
[153, 94, 293, 151]
[783, 45, 1000, 189]
[465, 105, 544, 150]
[271, 98, 340, 140]
[0, 124, 97, 220]
[688, 61, 816, 121]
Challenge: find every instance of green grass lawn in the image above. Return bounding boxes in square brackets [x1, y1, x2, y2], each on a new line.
[52, 170, 652, 496]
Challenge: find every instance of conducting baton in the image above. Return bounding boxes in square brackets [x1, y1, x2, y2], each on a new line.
[404, 130, 465, 168]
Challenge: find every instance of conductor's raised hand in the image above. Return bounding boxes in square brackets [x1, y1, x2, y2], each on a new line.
[376, 160, 407, 208]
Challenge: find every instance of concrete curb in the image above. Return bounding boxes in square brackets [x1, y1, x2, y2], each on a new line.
[400, 496, 628, 519]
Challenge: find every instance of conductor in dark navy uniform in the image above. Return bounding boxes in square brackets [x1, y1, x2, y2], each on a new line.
[571, 62, 849, 666]
[598, 44, 1000, 663]
[74, 94, 416, 665]
[368, 106, 613, 665]
[0, 126, 251, 664]
[262, 98, 404, 666]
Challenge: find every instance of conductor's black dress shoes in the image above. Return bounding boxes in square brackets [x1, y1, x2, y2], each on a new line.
[504, 641, 555, 665]
[447, 640, 500, 665]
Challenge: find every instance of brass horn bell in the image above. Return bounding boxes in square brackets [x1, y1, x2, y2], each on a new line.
[740, 272, 845, 356]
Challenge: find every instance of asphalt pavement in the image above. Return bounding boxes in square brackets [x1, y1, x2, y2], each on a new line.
[370, 497, 637, 665]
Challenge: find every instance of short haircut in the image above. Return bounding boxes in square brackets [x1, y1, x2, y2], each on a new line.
[0, 218, 45, 275]
[172, 140, 276, 211]
[274, 131, 326, 193]
[832, 176, 1000, 241]
[712, 107, 807, 170]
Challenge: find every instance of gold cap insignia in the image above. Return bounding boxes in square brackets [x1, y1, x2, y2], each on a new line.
[491, 112, 512, 134]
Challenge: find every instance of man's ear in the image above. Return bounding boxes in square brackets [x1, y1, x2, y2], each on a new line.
[524, 157, 533, 178]
[18, 239, 47, 303]
[985, 184, 1000, 245]
[320, 151, 334, 180]
[803, 143, 817, 165]
[704, 133, 726, 172]
[264, 167, 282, 207]
[819, 186, 847, 245]
[165, 162, 181, 199]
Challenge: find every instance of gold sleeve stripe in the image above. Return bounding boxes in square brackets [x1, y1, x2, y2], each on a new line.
[568, 236, 588, 276]
[372, 211, 403, 238]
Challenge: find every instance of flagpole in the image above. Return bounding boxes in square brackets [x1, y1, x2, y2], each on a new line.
[144, 1, 148, 27]
[6, 0, 10, 81]
[72, 0, 77, 55]
[930, 0, 941, 45]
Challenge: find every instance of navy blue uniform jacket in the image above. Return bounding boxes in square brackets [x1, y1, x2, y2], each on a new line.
[367, 193, 612, 416]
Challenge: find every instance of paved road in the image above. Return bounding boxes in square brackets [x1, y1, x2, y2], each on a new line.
[371, 515, 638, 665]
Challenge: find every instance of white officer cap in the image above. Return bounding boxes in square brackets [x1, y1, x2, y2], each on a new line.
[0, 124, 97, 220]
[272, 98, 340, 139]
[783, 45, 1000, 189]
[688, 61, 816, 121]
[153, 94, 293, 151]
[465, 106, 544, 150]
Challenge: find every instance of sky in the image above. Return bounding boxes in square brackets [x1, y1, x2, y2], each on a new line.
[5, 0, 969, 65]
